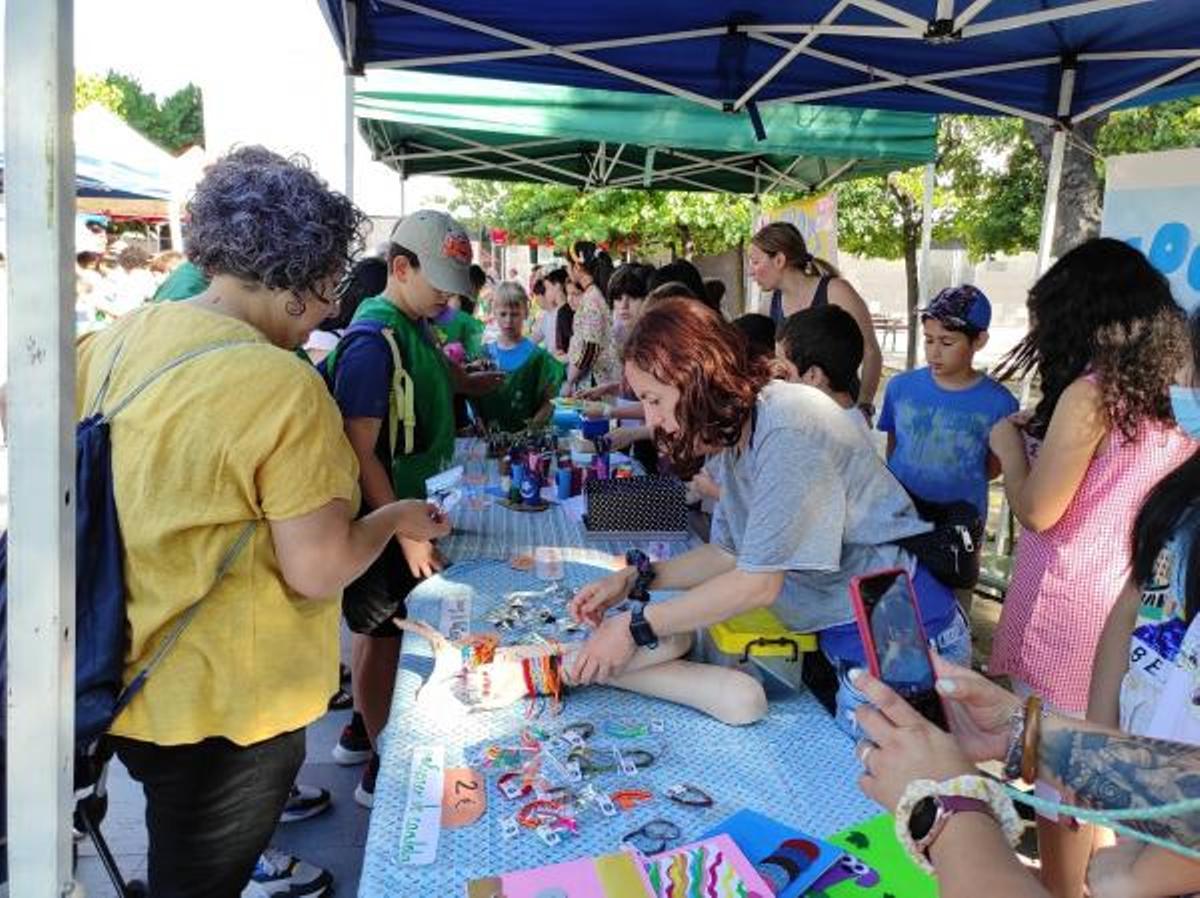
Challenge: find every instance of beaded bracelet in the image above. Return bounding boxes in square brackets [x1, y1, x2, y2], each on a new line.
[894, 775, 1022, 874]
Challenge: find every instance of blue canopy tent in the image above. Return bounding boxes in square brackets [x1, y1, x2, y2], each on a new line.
[320, 0, 1200, 265]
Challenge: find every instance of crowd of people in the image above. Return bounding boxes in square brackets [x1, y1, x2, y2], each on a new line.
[56, 146, 1200, 898]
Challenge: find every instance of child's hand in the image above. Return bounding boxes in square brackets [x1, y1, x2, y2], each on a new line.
[569, 568, 635, 626]
[989, 417, 1024, 468]
[689, 469, 721, 501]
[605, 426, 641, 451]
[395, 501, 451, 543]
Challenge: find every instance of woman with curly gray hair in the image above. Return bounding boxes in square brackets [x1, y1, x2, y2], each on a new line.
[76, 146, 450, 898]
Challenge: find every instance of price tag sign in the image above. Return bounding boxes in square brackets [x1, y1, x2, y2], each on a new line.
[439, 593, 472, 642]
[441, 767, 486, 828]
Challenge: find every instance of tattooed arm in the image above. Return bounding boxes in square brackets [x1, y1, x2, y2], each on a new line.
[1038, 719, 1200, 847]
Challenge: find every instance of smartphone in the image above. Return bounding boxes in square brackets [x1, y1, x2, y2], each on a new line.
[850, 568, 948, 730]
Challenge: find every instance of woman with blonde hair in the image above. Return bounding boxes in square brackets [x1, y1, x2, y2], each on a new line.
[749, 222, 883, 416]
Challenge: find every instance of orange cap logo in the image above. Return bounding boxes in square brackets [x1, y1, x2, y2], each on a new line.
[441, 231, 472, 265]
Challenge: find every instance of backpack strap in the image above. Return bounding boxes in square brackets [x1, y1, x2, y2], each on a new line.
[112, 519, 257, 719]
[379, 327, 416, 457]
[100, 340, 258, 422]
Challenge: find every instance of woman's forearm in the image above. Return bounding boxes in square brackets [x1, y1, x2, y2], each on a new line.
[929, 813, 1048, 898]
[645, 567, 782, 637]
[647, 543, 737, 591]
[859, 338, 883, 410]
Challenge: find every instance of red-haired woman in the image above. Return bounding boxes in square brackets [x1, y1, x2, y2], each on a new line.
[568, 298, 971, 734]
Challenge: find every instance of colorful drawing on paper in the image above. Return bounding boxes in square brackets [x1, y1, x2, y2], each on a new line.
[644, 833, 773, 898]
[701, 809, 841, 898]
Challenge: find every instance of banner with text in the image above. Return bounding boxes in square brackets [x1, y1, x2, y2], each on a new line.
[1102, 148, 1200, 312]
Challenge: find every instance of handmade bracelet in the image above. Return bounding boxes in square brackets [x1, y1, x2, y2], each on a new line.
[497, 771, 533, 799]
[894, 775, 1023, 874]
[1001, 703, 1027, 781]
[611, 788, 654, 810]
[625, 549, 655, 602]
[665, 783, 713, 807]
[1020, 695, 1044, 784]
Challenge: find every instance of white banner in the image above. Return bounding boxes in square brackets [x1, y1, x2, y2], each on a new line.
[1102, 148, 1200, 312]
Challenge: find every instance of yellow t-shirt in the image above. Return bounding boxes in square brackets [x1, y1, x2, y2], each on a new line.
[76, 303, 359, 746]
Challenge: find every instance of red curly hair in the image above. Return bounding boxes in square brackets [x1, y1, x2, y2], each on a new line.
[622, 297, 772, 477]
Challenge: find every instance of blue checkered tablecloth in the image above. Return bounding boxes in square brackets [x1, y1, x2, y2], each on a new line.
[358, 453, 877, 895]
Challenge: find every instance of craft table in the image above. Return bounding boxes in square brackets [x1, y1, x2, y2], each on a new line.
[358, 475, 878, 896]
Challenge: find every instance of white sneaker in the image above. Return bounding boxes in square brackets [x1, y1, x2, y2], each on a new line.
[244, 847, 333, 897]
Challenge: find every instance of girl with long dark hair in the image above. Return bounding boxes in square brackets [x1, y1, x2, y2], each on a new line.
[564, 240, 618, 392]
[988, 238, 1194, 897]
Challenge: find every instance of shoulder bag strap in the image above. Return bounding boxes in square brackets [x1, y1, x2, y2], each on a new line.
[102, 340, 258, 423]
[379, 327, 416, 457]
[112, 519, 257, 719]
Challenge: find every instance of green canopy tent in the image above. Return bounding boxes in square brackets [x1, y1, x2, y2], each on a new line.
[356, 71, 936, 195]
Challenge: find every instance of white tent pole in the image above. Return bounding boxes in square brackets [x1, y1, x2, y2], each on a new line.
[399, 158, 407, 216]
[962, 0, 1153, 38]
[955, 0, 997, 28]
[733, 0, 851, 111]
[1074, 57, 1200, 123]
[344, 74, 356, 201]
[1036, 65, 1076, 274]
[4, 0, 77, 894]
[919, 161, 935, 298]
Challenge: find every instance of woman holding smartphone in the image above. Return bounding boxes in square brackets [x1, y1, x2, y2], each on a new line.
[567, 296, 971, 732]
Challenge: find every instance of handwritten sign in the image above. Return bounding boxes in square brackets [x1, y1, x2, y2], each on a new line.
[397, 745, 445, 866]
[441, 767, 486, 828]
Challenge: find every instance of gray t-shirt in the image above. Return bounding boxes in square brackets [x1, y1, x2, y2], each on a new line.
[709, 381, 930, 633]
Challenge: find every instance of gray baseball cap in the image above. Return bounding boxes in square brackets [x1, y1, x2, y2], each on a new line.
[389, 210, 474, 297]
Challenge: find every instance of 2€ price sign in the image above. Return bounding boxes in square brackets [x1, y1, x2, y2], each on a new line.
[441, 767, 486, 828]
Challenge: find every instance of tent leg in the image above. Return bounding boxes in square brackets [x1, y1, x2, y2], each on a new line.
[915, 161, 935, 367]
[4, 0, 78, 894]
[344, 73, 356, 201]
[998, 63, 1075, 557]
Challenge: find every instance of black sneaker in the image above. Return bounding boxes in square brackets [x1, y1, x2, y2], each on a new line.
[278, 783, 331, 824]
[354, 753, 379, 809]
[331, 712, 372, 766]
[244, 848, 332, 897]
[326, 686, 353, 711]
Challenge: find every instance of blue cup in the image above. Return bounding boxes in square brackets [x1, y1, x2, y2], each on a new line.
[556, 467, 572, 500]
[512, 463, 527, 487]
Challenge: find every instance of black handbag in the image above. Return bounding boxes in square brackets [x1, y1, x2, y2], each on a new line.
[583, 475, 689, 539]
[895, 490, 984, 589]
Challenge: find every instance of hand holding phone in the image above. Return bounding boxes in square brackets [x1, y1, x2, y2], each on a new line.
[850, 568, 949, 730]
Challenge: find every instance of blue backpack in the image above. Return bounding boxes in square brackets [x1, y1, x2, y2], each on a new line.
[0, 341, 256, 747]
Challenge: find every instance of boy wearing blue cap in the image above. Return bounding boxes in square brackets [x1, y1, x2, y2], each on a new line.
[878, 285, 1018, 539]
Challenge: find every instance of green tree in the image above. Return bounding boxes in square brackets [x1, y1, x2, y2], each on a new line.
[74, 71, 204, 152]
[75, 73, 124, 114]
[449, 179, 750, 259]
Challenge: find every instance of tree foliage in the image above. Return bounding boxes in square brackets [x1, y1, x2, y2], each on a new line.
[449, 179, 752, 257]
[74, 71, 204, 153]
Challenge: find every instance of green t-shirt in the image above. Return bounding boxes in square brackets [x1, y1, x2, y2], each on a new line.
[152, 261, 209, 301]
[432, 309, 484, 359]
[471, 347, 564, 432]
[325, 296, 456, 499]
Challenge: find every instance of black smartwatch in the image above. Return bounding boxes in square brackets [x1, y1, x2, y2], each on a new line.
[625, 548, 655, 603]
[628, 604, 658, 649]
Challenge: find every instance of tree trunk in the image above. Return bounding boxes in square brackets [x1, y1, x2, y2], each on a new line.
[887, 178, 923, 371]
[1025, 114, 1109, 258]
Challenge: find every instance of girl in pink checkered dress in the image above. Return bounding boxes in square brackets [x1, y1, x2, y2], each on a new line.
[988, 238, 1195, 898]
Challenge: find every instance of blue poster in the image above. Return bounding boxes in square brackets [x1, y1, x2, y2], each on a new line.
[1102, 149, 1200, 312]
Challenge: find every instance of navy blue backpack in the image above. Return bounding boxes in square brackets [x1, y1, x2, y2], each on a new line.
[0, 341, 255, 747]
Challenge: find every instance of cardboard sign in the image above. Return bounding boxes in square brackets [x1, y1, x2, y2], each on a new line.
[441, 767, 485, 828]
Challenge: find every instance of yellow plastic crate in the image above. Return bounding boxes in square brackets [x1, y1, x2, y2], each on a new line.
[708, 608, 818, 663]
